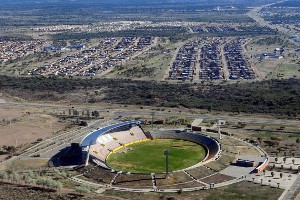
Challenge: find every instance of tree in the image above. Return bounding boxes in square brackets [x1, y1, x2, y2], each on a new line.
[53, 181, 63, 191]
[208, 105, 212, 112]
[28, 170, 34, 178]
[271, 172, 274, 177]
[177, 188, 182, 195]
[292, 159, 295, 165]
[75, 186, 90, 195]
[275, 157, 278, 163]
[280, 173, 283, 179]
[73, 109, 79, 116]
[13, 172, 20, 184]
[79, 121, 88, 126]
[48, 179, 63, 191]
[24, 175, 33, 185]
[283, 157, 286, 163]
[36, 177, 48, 188]
[3, 145, 16, 155]
[92, 110, 99, 118]
[0, 172, 8, 181]
[60, 172, 69, 178]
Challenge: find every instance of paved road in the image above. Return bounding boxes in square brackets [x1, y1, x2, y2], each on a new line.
[279, 175, 300, 200]
[0, 118, 119, 169]
[1, 102, 299, 126]
[247, 0, 298, 37]
[114, 110, 300, 126]
[220, 41, 230, 80]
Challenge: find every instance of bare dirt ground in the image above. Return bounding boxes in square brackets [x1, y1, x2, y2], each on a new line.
[0, 107, 68, 147]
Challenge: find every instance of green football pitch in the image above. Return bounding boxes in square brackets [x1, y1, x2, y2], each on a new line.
[106, 139, 206, 173]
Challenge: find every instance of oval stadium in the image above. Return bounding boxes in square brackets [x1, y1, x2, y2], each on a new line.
[75, 120, 269, 192]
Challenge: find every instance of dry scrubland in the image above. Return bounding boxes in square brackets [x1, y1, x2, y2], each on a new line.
[0, 107, 67, 147]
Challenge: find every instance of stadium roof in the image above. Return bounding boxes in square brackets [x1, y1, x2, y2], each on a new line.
[80, 120, 142, 147]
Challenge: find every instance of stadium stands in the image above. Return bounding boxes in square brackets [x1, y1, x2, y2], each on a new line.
[204, 153, 236, 172]
[155, 171, 194, 186]
[186, 166, 216, 179]
[86, 123, 148, 163]
[151, 131, 220, 161]
[80, 120, 142, 147]
[201, 173, 235, 184]
[83, 166, 117, 184]
[158, 181, 205, 189]
[115, 173, 153, 187]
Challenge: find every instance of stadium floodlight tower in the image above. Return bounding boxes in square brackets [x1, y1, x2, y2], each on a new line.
[164, 149, 169, 178]
[216, 118, 222, 140]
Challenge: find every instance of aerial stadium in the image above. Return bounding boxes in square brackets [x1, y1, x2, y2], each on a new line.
[73, 120, 269, 192]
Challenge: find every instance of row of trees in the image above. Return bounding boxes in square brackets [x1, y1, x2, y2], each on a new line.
[0, 75, 299, 117]
[67, 109, 100, 118]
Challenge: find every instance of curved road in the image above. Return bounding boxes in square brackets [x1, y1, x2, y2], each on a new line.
[0, 102, 299, 126]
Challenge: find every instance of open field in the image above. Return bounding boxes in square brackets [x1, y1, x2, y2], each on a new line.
[0, 107, 68, 147]
[106, 139, 206, 173]
[245, 36, 300, 80]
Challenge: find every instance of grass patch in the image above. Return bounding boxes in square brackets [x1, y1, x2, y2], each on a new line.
[106, 139, 206, 173]
[4, 158, 49, 171]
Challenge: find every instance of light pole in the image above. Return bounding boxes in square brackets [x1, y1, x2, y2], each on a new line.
[14, 134, 18, 147]
[164, 149, 169, 178]
[216, 118, 222, 140]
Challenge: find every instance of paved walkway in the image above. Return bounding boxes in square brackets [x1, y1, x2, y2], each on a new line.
[220, 166, 254, 178]
[279, 175, 300, 200]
